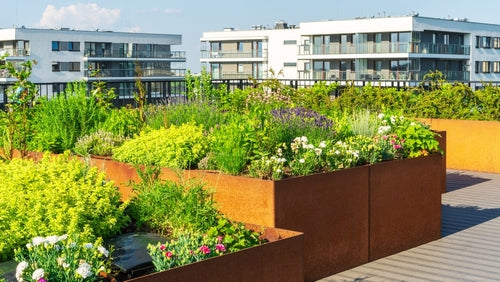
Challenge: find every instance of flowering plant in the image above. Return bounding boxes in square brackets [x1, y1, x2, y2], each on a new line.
[14, 234, 112, 282]
[148, 232, 227, 271]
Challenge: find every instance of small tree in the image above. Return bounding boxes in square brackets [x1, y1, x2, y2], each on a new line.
[134, 61, 146, 123]
[90, 68, 116, 108]
[1, 57, 38, 159]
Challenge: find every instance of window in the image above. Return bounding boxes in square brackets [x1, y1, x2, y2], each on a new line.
[432, 34, 437, 44]
[69, 62, 80, 72]
[237, 63, 244, 72]
[52, 41, 60, 51]
[444, 34, 450, 45]
[494, 62, 500, 73]
[482, 37, 491, 48]
[283, 40, 297, 45]
[475, 61, 491, 73]
[237, 42, 244, 52]
[283, 62, 297, 67]
[68, 42, 80, 51]
[52, 62, 60, 72]
[494, 38, 500, 49]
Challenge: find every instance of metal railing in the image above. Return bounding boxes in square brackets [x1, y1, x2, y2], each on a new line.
[83, 68, 186, 78]
[201, 50, 268, 59]
[1, 78, 498, 110]
[84, 49, 186, 59]
[299, 42, 470, 55]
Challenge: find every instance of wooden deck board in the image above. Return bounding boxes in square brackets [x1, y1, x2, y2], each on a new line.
[318, 170, 500, 281]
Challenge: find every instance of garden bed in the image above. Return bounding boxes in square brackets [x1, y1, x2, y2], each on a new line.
[125, 225, 304, 282]
[79, 153, 444, 281]
[422, 119, 500, 173]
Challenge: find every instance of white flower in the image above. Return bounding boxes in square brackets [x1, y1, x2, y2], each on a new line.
[319, 141, 327, 148]
[276, 168, 282, 173]
[335, 150, 340, 155]
[299, 159, 305, 164]
[84, 243, 93, 249]
[16, 261, 28, 280]
[314, 148, 322, 156]
[76, 262, 92, 279]
[46, 235, 59, 245]
[300, 136, 308, 143]
[98, 246, 109, 257]
[32, 237, 45, 246]
[25, 243, 32, 249]
[390, 116, 396, 124]
[58, 234, 68, 242]
[278, 157, 286, 163]
[32, 268, 45, 281]
[377, 125, 391, 134]
[377, 113, 385, 119]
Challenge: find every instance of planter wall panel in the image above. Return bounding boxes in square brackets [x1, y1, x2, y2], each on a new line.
[423, 118, 500, 173]
[126, 226, 304, 282]
[369, 154, 442, 260]
[274, 166, 369, 281]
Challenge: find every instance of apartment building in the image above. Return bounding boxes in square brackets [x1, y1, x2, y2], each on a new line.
[200, 15, 500, 83]
[0, 27, 186, 99]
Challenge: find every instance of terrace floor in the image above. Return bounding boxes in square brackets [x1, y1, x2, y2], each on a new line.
[318, 169, 500, 281]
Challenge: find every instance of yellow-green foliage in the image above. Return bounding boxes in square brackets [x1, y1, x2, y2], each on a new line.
[0, 154, 129, 262]
[112, 123, 209, 169]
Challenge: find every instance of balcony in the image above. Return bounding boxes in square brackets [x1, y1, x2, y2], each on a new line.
[211, 72, 255, 79]
[0, 48, 29, 57]
[201, 50, 268, 59]
[299, 70, 470, 81]
[84, 68, 186, 78]
[298, 42, 470, 56]
[84, 49, 186, 59]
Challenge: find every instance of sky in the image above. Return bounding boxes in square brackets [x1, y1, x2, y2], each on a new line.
[2, 0, 500, 73]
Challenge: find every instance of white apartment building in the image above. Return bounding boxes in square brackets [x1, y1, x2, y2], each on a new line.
[200, 15, 500, 83]
[0, 27, 186, 99]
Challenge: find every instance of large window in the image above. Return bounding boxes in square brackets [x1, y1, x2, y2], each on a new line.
[475, 61, 491, 73]
[68, 42, 80, 51]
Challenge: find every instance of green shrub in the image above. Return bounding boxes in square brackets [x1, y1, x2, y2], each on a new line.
[209, 115, 258, 175]
[128, 167, 219, 236]
[73, 129, 126, 157]
[30, 81, 104, 153]
[112, 123, 208, 169]
[0, 154, 129, 262]
[145, 102, 228, 132]
[100, 107, 143, 138]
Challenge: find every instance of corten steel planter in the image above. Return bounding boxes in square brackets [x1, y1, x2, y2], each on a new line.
[125, 225, 304, 282]
[422, 118, 500, 173]
[19, 152, 443, 281]
[369, 154, 443, 261]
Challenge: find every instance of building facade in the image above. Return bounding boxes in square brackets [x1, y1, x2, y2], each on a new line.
[0, 27, 186, 99]
[200, 15, 500, 83]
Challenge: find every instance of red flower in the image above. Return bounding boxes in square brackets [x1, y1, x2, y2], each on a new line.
[165, 251, 173, 258]
[199, 245, 210, 254]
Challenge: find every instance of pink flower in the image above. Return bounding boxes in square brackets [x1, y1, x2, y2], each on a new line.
[165, 251, 173, 258]
[38, 279, 47, 282]
[393, 144, 402, 150]
[159, 244, 166, 251]
[199, 245, 210, 254]
[215, 243, 226, 252]
[216, 236, 223, 243]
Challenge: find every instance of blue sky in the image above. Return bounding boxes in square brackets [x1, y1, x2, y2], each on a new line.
[2, 0, 500, 73]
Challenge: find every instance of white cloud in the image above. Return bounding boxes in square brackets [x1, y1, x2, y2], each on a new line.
[37, 3, 121, 30]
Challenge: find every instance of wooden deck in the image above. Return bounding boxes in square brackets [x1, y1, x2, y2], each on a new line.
[318, 169, 500, 282]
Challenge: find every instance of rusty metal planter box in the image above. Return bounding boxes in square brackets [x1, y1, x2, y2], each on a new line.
[125, 225, 304, 282]
[27, 153, 443, 281]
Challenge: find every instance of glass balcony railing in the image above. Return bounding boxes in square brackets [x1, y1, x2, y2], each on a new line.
[211, 72, 255, 79]
[300, 70, 470, 81]
[201, 50, 268, 59]
[84, 49, 186, 59]
[84, 68, 186, 78]
[0, 48, 29, 57]
[299, 42, 470, 55]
